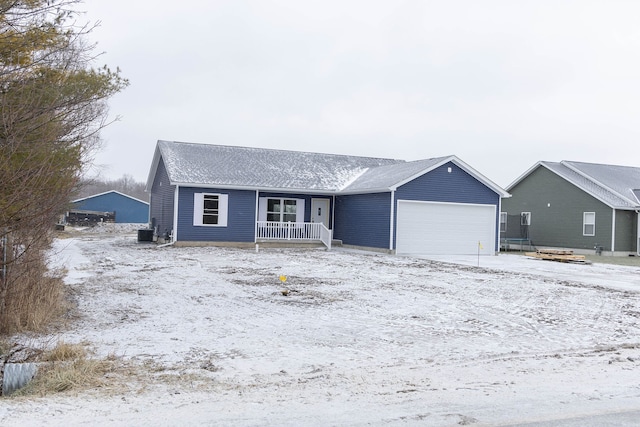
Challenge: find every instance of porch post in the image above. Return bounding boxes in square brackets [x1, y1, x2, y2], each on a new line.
[254, 190, 259, 242]
[611, 208, 616, 253]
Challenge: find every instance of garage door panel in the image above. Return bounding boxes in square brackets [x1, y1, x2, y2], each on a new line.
[396, 201, 496, 255]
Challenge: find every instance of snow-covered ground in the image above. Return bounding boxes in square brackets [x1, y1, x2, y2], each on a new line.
[1, 228, 640, 426]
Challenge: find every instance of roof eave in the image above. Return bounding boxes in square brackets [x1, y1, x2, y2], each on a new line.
[527, 162, 629, 210]
[71, 190, 149, 205]
[610, 205, 640, 211]
[144, 143, 163, 192]
[170, 182, 339, 195]
[562, 161, 640, 208]
[505, 161, 545, 192]
[337, 187, 393, 195]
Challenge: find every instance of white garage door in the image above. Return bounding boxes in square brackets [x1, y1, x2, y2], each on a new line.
[396, 200, 496, 255]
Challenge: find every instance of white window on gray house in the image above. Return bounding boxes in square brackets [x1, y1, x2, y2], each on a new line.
[500, 212, 507, 232]
[520, 212, 531, 226]
[193, 193, 228, 226]
[583, 212, 595, 236]
[258, 197, 305, 223]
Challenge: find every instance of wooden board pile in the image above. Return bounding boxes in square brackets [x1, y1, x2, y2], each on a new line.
[525, 249, 589, 264]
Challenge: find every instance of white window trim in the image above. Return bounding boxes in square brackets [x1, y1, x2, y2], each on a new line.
[258, 197, 305, 223]
[500, 212, 507, 233]
[583, 212, 595, 236]
[521, 212, 531, 226]
[193, 193, 228, 227]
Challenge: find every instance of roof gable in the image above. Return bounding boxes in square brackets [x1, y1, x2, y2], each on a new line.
[72, 190, 149, 206]
[343, 156, 509, 197]
[507, 161, 640, 209]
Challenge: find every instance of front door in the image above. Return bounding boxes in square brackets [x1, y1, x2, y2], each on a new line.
[310, 198, 330, 227]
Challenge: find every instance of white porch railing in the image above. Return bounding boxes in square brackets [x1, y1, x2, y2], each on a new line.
[256, 221, 332, 249]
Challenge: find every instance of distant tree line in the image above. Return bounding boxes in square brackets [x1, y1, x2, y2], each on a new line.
[76, 175, 148, 202]
[0, 0, 127, 333]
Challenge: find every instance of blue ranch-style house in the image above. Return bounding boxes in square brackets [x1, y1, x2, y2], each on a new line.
[146, 140, 509, 255]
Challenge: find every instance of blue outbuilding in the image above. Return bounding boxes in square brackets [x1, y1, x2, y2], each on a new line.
[70, 191, 149, 224]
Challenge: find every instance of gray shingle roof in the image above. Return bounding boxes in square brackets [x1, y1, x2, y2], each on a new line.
[149, 140, 508, 196]
[341, 157, 447, 192]
[537, 161, 640, 209]
[156, 140, 402, 191]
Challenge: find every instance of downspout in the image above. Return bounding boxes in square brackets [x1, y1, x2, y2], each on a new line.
[497, 197, 503, 255]
[389, 190, 395, 252]
[610, 208, 616, 253]
[147, 193, 152, 225]
[172, 185, 179, 242]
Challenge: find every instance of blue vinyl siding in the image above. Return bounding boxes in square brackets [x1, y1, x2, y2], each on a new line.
[394, 162, 501, 251]
[177, 187, 256, 242]
[150, 158, 175, 235]
[334, 192, 391, 249]
[259, 192, 333, 227]
[74, 192, 148, 223]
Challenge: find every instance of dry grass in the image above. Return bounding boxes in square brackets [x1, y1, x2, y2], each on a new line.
[25, 358, 114, 395]
[0, 261, 68, 334]
[41, 341, 88, 362]
[2, 340, 190, 398]
[0, 338, 9, 355]
[9, 341, 118, 397]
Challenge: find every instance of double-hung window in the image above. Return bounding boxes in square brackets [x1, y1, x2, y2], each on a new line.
[193, 193, 228, 226]
[521, 212, 531, 226]
[259, 197, 305, 223]
[500, 212, 507, 233]
[583, 212, 595, 236]
[203, 194, 220, 224]
[267, 199, 298, 222]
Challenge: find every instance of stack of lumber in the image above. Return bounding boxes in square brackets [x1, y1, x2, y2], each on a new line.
[525, 249, 588, 263]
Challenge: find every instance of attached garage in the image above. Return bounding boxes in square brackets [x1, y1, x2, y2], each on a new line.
[396, 200, 496, 255]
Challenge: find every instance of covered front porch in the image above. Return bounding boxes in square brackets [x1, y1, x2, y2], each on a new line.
[255, 192, 334, 249]
[255, 221, 333, 249]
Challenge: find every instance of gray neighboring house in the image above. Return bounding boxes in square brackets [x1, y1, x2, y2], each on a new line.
[502, 160, 640, 256]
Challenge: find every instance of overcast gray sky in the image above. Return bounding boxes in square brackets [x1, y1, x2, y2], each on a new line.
[83, 0, 640, 187]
